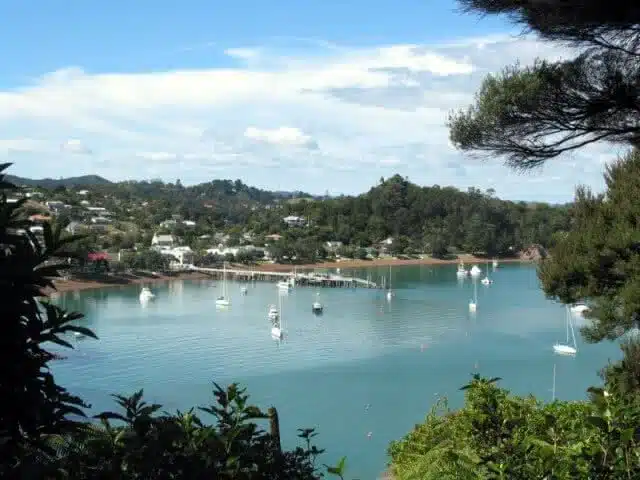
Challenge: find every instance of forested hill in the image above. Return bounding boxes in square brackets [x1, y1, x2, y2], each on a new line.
[28, 173, 569, 257]
[271, 174, 571, 256]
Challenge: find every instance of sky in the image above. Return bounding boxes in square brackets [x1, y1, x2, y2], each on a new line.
[0, 0, 626, 202]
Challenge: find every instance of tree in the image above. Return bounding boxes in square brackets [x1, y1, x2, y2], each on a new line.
[448, 0, 640, 169]
[0, 164, 98, 476]
[538, 150, 640, 342]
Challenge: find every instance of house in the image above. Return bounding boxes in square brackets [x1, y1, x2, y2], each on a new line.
[325, 241, 343, 252]
[265, 234, 282, 242]
[65, 221, 84, 235]
[182, 220, 196, 228]
[45, 201, 65, 213]
[283, 215, 306, 227]
[90, 216, 111, 224]
[29, 214, 51, 224]
[77, 190, 89, 195]
[80, 200, 90, 206]
[206, 246, 240, 257]
[159, 219, 178, 229]
[151, 234, 175, 248]
[161, 246, 194, 265]
[86, 206, 108, 214]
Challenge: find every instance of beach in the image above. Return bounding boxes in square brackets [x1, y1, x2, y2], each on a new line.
[46, 254, 530, 294]
[251, 254, 528, 272]
[47, 271, 212, 294]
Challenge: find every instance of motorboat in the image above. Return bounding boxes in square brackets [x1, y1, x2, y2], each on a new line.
[312, 293, 323, 314]
[481, 276, 493, 285]
[215, 296, 230, 307]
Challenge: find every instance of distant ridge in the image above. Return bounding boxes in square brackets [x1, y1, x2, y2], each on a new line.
[6, 174, 113, 189]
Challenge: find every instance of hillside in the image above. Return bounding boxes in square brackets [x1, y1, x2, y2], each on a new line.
[7, 174, 113, 189]
[20, 172, 571, 261]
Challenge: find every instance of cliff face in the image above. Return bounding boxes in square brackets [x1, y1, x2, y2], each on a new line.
[519, 244, 548, 261]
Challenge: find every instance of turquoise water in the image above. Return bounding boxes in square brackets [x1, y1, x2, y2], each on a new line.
[51, 263, 621, 479]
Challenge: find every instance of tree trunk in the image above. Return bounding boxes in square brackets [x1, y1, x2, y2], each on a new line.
[268, 407, 281, 453]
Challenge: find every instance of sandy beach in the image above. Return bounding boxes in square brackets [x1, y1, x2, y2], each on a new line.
[251, 254, 528, 272]
[46, 271, 212, 294]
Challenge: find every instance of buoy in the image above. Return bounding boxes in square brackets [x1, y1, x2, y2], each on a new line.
[367, 432, 372, 439]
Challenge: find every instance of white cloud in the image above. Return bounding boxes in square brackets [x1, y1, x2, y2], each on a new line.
[244, 126, 318, 149]
[61, 139, 92, 155]
[0, 34, 614, 201]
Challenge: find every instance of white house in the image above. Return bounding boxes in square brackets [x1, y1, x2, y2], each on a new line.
[182, 220, 196, 228]
[161, 246, 194, 265]
[151, 234, 175, 248]
[77, 189, 90, 195]
[283, 215, 306, 227]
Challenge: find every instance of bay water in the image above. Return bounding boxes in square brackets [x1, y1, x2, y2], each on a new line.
[51, 263, 620, 479]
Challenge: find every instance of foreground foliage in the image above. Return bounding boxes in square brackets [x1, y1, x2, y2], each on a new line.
[0, 163, 339, 479]
[389, 373, 640, 480]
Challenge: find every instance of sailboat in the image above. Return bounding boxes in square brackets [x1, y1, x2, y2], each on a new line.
[456, 262, 468, 278]
[553, 306, 577, 356]
[271, 293, 285, 339]
[386, 265, 395, 301]
[481, 261, 493, 285]
[215, 263, 230, 306]
[139, 286, 155, 302]
[469, 278, 478, 312]
[492, 258, 499, 269]
[312, 292, 323, 314]
[469, 264, 482, 277]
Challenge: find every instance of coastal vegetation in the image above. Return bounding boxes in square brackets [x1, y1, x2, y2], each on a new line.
[390, 0, 640, 478]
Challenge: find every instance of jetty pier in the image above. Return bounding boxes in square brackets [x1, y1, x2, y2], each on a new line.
[188, 265, 380, 289]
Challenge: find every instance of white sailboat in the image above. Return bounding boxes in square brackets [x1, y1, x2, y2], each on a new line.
[312, 292, 323, 314]
[553, 306, 577, 356]
[456, 262, 468, 278]
[215, 263, 230, 306]
[386, 265, 394, 301]
[481, 261, 493, 285]
[139, 286, 155, 302]
[470, 264, 482, 277]
[469, 279, 478, 312]
[271, 293, 285, 339]
[268, 304, 278, 320]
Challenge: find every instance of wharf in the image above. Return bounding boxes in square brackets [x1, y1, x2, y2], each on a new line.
[188, 265, 380, 289]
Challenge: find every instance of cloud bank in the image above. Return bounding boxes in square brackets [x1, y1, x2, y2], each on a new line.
[0, 34, 619, 201]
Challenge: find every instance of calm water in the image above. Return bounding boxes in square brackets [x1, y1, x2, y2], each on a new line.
[51, 263, 621, 479]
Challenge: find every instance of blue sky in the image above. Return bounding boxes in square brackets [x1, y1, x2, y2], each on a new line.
[0, 0, 617, 201]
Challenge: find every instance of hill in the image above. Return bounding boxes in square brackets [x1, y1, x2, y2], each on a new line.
[21, 172, 571, 261]
[7, 174, 113, 189]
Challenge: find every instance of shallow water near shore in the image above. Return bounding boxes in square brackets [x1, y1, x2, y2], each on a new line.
[51, 263, 620, 479]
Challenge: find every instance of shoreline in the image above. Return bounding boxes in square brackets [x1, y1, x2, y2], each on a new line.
[251, 254, 531, 272]
[46, 271, 212, 295]
[47, 255, 533, 294]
